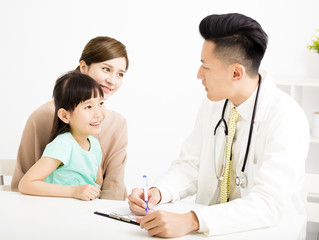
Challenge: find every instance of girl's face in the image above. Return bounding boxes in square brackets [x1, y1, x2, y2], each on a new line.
[66, 96, 106, 139]
[80, 57, 127, 99]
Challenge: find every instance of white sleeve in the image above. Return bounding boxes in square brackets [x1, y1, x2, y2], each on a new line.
[193, 100, 309, 236]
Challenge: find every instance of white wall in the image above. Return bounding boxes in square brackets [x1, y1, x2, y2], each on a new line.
[0, 0, 319, 192]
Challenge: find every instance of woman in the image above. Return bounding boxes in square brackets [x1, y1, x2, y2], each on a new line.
[11, 36, 129, 200]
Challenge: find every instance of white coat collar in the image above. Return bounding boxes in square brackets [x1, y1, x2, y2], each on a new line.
[253, 70, 277, 122]
[232, 84, 258, 122]
[222, 70, 275, 123]
[205, 70, 276, 123]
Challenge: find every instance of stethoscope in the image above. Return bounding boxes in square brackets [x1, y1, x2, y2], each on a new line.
[213, 74, 261, 188]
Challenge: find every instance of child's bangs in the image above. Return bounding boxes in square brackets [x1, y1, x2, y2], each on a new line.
[66, 74, 104, 109]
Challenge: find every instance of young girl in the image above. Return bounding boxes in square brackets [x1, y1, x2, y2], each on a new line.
[19, 72, 106, 201]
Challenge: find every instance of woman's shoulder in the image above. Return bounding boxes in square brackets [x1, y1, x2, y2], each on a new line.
[104, 109, 127, 126]
[99, 109, 127, 139]
[25, 101, 55, 128]
[28, 101, 55, 121]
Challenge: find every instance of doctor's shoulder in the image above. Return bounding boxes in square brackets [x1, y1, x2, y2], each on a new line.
[265, 89, 309, 131]
[278, 90, 307, 122]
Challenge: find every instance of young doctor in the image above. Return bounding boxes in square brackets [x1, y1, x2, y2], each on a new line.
[128, 13, 309, 237]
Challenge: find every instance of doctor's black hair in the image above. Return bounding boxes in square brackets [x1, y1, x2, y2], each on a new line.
[199, 13, 268, 76]
[50, 71, 104, 141]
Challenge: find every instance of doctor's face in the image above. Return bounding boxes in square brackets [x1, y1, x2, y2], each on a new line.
[197, 41, 234, 102]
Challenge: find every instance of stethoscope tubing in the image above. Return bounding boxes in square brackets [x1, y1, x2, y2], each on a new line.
[241, 74, 262, 172]
[213, 74, 262, 186]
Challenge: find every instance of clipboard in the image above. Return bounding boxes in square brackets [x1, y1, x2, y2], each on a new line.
[94, 208, 140, 226]
[94, 200, 204, 226]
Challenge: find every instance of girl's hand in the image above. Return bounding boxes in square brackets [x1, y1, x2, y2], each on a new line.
[72, 184, 100, 201]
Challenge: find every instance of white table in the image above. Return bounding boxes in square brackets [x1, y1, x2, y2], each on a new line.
[0, 190, 306, 240]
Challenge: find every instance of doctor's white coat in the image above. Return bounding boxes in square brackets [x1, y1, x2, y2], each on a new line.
[154, 71, 309, 236]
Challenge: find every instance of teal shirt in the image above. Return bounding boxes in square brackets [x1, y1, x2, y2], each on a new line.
[43, 132, 102, 187]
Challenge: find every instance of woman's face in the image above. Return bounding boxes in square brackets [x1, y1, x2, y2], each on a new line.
[80, 57, 127, 99]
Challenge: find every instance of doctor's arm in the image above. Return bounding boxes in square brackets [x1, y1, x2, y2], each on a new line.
[128, 99, 209, 216]
[136, 104, 310, 238]
[18, 156, 100, 200]
[149, 99, 209, 204]
[137, 210, 199, 238]
[192, 110, 310, 236]
[128, 188, 200, 238]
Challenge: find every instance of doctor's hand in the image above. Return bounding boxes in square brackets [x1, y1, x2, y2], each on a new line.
[137, 210, 199, 238]
[128, 187, 161, 215]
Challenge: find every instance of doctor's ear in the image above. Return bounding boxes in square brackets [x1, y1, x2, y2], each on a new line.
[232, 64, 245, 81]
[57, 108, 71, 124]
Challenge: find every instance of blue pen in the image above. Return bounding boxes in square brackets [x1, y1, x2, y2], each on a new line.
[143, 175, 149, 213]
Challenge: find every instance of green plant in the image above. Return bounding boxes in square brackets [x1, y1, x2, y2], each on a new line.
[307, 30, 319, 54]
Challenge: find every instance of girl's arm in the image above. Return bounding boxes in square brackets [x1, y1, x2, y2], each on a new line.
[18, 156, 100, 200]
[95, 165, 103, 187]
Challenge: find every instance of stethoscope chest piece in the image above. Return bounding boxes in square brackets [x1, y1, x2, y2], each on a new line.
[235, 172, 247, 188]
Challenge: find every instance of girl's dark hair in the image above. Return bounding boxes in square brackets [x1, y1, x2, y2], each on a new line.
[50, 72, 104, 141]
[75, 36, 129, 71]
[199, 13, 268, 76]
